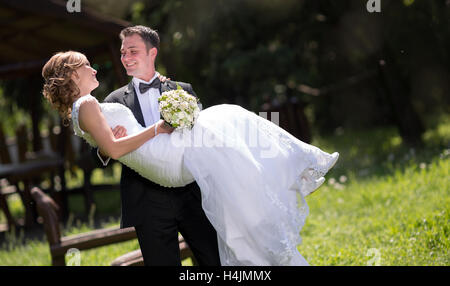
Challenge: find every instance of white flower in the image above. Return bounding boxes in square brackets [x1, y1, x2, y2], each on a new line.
[181, 102, 189, 110]
[159, 87, 200, 130]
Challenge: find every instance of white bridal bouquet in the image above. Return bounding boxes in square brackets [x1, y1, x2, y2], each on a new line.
[158, 85, 201, 129]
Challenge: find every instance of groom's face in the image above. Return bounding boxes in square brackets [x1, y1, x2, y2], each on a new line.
[120, 34, 157, 81]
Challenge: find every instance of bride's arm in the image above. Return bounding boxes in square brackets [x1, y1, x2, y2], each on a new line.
[78, 100, 171, 160]
[96, 125, 127, 163]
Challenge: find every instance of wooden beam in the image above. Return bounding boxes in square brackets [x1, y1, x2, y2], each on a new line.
[0, 13, 30, 26]
[317, 69, 378, 96]
[0, 59, 47, 77]
[0, 39, 51, 59]
[293, 69, 378, 97]
[52, 227, 137, 256]
[0, 59, 47, 78]
[0, 21, 79, 51]
[0, 18, 52, 42]
[0, 41, 114, 79]
[1, 0, 129, 36]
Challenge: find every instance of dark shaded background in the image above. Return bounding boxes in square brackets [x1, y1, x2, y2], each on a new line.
[1, 0, 449, 146]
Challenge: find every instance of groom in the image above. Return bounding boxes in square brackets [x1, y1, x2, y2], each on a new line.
[93, 25, 221, 266]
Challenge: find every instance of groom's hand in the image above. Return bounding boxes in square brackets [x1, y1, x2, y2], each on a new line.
[98, 126, 128, 158]
[112, 125, 128, 139]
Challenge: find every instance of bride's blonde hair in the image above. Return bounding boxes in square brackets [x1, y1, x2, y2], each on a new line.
[42, 51, 88, 125]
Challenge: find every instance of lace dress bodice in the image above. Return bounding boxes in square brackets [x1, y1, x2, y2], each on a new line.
[71, 94, 195, 187]
[72, 95, 99, 147]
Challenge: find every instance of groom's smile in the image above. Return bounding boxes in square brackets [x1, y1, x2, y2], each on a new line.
[120, 33, 157, 82]
[125, 62, 137, 68]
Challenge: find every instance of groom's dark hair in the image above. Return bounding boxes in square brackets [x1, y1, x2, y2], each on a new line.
[120, 25, 160, 52]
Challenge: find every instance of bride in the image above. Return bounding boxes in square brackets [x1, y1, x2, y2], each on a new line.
[42, 51, 339, 266]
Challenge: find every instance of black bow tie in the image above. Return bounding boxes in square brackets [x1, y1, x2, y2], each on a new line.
[139, 78, 161, 94]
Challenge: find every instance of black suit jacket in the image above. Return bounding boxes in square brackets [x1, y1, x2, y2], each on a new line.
[93, 79, 198, 228]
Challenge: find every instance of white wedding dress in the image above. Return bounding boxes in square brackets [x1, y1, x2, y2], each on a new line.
[72, 94, 339, 266]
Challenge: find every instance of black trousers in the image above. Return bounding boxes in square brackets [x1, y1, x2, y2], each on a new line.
[134, 183, 221, 266]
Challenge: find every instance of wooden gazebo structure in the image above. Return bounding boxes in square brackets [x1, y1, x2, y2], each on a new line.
[0, 0, 128, 80]
[0, 0, 130, 229]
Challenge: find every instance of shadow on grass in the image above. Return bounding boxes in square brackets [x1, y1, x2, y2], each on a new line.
[312, 114, 449, 183]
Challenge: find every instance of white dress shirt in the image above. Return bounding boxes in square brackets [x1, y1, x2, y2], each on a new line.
[132, 73, 161, 127]
[97, 72, 161, 166]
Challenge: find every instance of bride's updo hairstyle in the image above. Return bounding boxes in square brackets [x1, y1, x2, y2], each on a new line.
[42, 51, 87, 125]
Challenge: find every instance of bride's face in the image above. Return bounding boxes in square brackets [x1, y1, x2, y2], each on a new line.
[72, 60, 99, 95]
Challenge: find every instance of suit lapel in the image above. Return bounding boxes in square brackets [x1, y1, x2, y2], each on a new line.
[124, 82, 146, 127]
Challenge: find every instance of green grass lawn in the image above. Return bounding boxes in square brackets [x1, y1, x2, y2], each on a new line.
[300, 155, 449, 266]
[0, 115, 449, 266]
[298, 115, 449, 266]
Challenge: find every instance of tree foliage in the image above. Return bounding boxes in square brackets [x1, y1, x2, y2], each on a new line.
[127, 0, 449, 141]
[1, 0, 448, 145]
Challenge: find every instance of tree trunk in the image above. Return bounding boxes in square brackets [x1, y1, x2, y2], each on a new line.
[378, 47, 424, 146]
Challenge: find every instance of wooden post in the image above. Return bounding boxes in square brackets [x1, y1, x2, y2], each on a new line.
[16, 124, 28, 163]
[377, 49, 424, 146]
[57, 118, 69, 220]
[0, 126, 12, 164]
[82, 164, 94, 216]
[0, 190, 15, 230]
[292, 98, 312, 143]
[22, 181, 37, 227]
[29, 87, 43, 152]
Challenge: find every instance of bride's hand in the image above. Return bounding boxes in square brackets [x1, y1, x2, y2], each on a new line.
[157, 74, 171, 82]
[156, 120, 175, 135]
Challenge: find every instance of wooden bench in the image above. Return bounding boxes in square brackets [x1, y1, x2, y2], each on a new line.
[1, 123, 66, 228]
[30, 187, 197, 266]
[110, 234, 198, 266]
